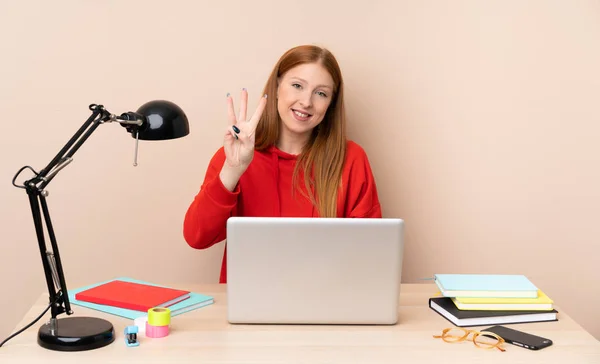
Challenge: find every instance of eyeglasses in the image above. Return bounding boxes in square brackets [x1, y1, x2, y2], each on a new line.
[433, 328, 506, 352]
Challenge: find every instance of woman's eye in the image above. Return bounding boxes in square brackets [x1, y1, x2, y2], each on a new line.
[292, 83, 301, 89]
[316, 91, 328, 97]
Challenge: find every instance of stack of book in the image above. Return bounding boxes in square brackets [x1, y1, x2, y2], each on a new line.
[69, 277, 214, 320]
[428, 274, 558, 327]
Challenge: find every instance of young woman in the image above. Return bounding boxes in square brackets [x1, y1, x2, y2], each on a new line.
[183, 45, 382, 283]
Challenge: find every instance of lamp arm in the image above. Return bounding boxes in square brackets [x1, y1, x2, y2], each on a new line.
[33, 105, 144, 190]
[35, 105, 107, 185]
[15, 104, 143, 321]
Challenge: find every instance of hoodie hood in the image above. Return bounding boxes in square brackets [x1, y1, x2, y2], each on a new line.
[264, 145, 316, 217]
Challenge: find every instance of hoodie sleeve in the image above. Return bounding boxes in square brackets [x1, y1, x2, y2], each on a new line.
[344, 142, 382, 218]
[183, 147, 239, 249]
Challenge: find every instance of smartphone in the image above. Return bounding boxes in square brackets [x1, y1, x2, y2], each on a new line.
[482, 325, 553, 350]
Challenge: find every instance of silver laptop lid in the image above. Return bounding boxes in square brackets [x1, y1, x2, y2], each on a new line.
[226, 217, 404, 325]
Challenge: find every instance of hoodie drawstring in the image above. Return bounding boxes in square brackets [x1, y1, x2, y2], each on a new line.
[272, 151, 281, 216]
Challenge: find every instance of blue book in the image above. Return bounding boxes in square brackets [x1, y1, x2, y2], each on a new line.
[68, 277, 214, 320]
[434, 274, 538, 298]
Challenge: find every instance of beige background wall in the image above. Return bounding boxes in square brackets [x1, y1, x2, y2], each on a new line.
[1, 0, 599, 342]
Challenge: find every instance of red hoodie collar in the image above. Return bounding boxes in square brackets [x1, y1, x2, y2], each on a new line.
[266, 145, 298, 160]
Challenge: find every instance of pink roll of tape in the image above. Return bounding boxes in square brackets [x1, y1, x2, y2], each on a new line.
[145, 322, 169, 338]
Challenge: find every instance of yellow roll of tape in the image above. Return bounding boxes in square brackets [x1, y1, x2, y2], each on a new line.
[147, 307, 171, 326]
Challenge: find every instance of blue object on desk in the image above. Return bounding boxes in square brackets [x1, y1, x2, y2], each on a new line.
[433, 274, 538, 298]
[124, 325, 139, 347]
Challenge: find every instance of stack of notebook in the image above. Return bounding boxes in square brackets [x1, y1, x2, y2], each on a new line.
[428, 274, 558, 327]
[69, 277, 214, 320]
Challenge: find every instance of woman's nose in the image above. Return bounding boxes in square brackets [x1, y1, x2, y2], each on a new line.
[299, 91, 312, 108]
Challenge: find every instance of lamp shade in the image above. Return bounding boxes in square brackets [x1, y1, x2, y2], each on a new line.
[134, 100, 190, 140]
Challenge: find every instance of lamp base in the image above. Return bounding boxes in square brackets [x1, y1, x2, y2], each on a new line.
[38, 316, 115, 351]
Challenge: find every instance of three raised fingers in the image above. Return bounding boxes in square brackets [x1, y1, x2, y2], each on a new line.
[227, 91, 268, 138]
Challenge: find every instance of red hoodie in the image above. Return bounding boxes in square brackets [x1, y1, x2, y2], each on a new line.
[183, 140, 382, 283]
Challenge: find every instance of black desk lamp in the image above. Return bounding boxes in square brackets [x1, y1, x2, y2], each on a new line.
[7, 101, 189, 351]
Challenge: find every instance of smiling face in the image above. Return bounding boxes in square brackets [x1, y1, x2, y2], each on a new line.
[276, 62, 335, 142]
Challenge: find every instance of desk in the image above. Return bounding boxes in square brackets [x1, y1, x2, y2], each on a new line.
[1, 284, 599, 363]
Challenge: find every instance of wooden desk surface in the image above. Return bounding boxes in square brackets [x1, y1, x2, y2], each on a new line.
[1, 283, 598, 363]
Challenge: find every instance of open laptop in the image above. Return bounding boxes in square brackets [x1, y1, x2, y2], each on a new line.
[225, 217, 404, 325]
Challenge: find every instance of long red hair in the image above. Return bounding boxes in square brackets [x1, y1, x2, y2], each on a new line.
[255, 45, 347, 217]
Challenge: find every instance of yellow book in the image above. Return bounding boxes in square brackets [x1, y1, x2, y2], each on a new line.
[452, 290, 554, 311]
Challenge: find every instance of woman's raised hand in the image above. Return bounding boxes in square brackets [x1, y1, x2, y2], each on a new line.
[223, 89, 267, 171]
